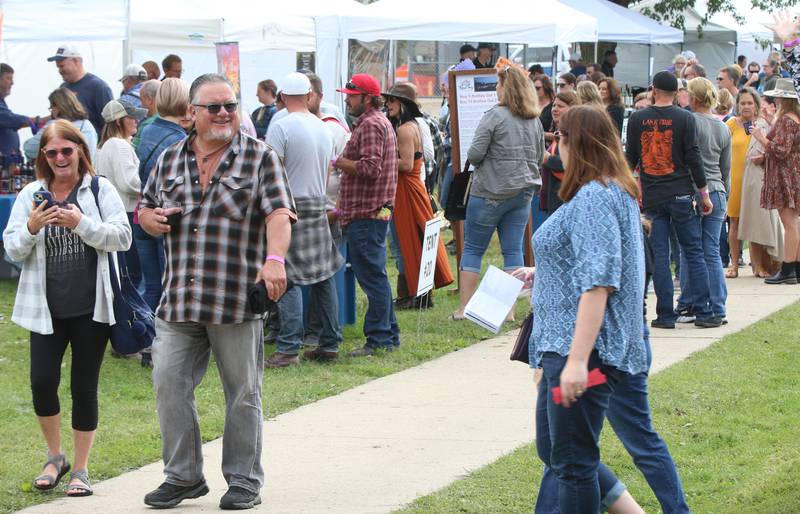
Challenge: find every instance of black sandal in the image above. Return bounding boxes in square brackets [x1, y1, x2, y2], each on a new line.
[66, 469, 93, 497]
[33, 453, 71, 491]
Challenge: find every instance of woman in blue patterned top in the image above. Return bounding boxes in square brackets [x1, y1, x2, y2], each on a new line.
[528, 106, 647, 513]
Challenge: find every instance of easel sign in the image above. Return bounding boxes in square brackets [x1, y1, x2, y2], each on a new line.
[448, 69, 499, 175]
[416, 218, 442, 296]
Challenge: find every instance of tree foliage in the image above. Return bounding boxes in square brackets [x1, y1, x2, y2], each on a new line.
[612, 0, 798, 31]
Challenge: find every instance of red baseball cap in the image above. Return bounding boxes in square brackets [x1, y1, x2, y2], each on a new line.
[337, 74, 381, 97]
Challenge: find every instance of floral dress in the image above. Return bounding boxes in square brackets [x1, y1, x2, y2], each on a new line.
[761, 115, 800, 210]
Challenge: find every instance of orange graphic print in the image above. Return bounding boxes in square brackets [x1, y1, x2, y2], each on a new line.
[640, 128, 674, 176]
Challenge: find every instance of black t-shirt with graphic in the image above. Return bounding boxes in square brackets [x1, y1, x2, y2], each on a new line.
[45, 184, 97, 319]
[625, 105, 707, 209]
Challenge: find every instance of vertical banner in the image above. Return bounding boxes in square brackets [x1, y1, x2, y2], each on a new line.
[215, 42, 241, 102]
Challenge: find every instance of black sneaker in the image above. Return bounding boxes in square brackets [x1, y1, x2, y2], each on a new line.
[144, 480, 209, 508]
[651, 318, 675, 329]
[140, 352, 153, 369]
[694, 317, 723, 328]
[219, 486, 262, 510]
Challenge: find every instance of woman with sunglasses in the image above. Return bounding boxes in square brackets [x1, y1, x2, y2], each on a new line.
[533, 76, 555, 143]
[539, 90, 578, 215]
[3, 120, 131, 497]
[95, 99, 147, 295]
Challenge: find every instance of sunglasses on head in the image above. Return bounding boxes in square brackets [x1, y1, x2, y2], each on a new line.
[193, 102, 238, 114]
[42, 146, 76, 159]
[345, 81, 370, 95]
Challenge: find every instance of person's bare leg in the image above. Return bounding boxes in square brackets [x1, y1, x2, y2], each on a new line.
[455, 270, 480, 317]
[607, 490, 646, 514]
[34, 414, 63, 487]
[726, 217, 740, 277]
[67, 429, 96, 493]
[750, 242, 768, 276]
[778, 208, 800, 261]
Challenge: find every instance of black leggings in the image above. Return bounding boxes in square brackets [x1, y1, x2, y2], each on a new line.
[30, 313, 109, 431]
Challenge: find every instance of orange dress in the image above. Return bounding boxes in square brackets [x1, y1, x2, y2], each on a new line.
[394, 155, 454, 295]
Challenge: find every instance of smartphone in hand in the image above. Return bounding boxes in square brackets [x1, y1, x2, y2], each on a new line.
[743, 120, 754, 135]
[33, 191, 54, 207]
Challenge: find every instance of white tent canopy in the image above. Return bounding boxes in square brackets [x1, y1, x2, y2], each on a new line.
[561, 0, 682, 45]
[336, 0, 598, 47]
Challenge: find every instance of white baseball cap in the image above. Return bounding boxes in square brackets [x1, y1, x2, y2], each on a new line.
[120, 64, 147, 81]
[47, 44, 82, 62]
[570, 50, 582, 61]
[281, 72, 311, 96]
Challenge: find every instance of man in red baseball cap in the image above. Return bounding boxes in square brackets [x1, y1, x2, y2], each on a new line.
[333, 74, 400, 356]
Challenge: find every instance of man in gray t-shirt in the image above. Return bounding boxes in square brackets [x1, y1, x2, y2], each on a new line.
[264, 73, 344, 368]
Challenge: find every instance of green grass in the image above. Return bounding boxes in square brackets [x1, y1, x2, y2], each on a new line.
[397, 301, 800, 514]
[0, 230, 530, 513]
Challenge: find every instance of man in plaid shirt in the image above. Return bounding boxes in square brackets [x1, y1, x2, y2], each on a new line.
[138, 73, 296, 510]
[334, 74, 400, 356]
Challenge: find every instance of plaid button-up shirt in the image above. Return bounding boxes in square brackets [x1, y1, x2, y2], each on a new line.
[338, 107, 398, 226]
[141, 130, 296, 324]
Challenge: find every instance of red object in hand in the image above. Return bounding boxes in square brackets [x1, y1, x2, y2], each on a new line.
[551, 368, 608, 405]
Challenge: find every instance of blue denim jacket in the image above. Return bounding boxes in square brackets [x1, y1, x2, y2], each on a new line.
[136, 117, 186, 187]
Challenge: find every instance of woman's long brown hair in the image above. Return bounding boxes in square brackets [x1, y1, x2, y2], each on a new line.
[557, 105, 638, 202]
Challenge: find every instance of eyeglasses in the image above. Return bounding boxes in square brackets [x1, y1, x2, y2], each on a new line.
[42, 146, 76, 159]
[716, 76, 725, 82]
[557, 83, 568, 88]
[193, 102, 238, 115]
[345, 81, 371, 95]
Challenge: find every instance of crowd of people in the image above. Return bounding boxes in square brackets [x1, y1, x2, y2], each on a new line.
[1, 10, 799, 512]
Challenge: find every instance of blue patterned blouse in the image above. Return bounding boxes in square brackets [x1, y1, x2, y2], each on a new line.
[529, 180, 647, 374]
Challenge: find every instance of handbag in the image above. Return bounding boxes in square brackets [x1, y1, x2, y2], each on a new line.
[90, 177, 156, 354]
[510, 311, 533, 364]
[444, 160, 472, 221]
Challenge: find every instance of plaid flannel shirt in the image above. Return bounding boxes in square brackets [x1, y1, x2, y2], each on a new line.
[338, 107, 398, 226]
[140, 130, 296, 324]
[421, 112, 444, 180]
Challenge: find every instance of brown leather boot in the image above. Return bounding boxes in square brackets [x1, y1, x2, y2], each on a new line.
[394, 273, 413, 308]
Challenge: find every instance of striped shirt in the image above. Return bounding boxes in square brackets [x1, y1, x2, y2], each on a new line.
[338, 107, 398, 226]
[140, 130, 296, 324]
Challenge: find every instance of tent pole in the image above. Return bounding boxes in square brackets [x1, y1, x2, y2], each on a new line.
[551, 46, 557, 80]
[594, 42, 598, 63]
[123, 0, 131, 67]
[648, 43, 652, 83]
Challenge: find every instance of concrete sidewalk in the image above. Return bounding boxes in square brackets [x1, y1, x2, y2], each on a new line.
[17, 270, 798, 513]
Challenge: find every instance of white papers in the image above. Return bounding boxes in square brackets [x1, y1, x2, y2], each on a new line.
[464, 265, 524, 333]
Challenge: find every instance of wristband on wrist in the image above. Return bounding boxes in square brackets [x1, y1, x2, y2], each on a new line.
[266, 254, 285, 265]
[699, 190, 709, 198]
[784, 38, 800, 48]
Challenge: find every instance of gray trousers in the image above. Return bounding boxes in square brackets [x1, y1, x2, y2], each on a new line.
[152, 318, 264, 492]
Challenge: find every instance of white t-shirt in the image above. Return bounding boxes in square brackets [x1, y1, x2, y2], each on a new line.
[266, 112, 333, 199]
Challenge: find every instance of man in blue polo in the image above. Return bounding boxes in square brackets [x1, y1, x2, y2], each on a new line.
[48, 44, 113, 137]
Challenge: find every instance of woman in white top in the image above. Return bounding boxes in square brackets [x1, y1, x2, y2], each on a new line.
[24, 88, 97, 162]
[3, 120, 130, 497]
[95, 99, 146, 289]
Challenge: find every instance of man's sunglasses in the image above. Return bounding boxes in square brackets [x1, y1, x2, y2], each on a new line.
[42, 147, 76, 159]
[557, 83, 568, 88]
[716, 76, 725, 82]
[345, 82, 370, 95]
[193, 102, 238, 114]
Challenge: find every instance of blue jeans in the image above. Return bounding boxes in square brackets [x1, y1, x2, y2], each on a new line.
[133, 223, 166, 312]
[535, 351, 624, 514]
[276, 276, 342, 355]
[461, 189, 533, 273]
[677, 191, 728, 318]
[646, 196, 712, 323]
[344, 219, 399, 349]
[388, 218, 404, 275]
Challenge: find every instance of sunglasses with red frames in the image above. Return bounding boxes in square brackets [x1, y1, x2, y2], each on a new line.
[42, 147, 77, 159]
[193, 102, 239, 115]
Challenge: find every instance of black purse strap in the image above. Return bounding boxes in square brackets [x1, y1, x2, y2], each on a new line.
[89, 176, 126, 296]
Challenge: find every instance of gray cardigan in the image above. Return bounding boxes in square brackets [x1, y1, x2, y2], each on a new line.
[467, 105, 544, 199]
[693, 112, 731, 194]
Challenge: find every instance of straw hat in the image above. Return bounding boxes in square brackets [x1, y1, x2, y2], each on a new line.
[763, 78, 799, 100]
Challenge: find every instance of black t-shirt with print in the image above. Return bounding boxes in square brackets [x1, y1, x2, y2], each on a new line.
[45, 184, 97, 319]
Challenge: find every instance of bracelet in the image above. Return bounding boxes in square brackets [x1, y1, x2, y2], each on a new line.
[266, 254, 285, 265]
[699, 190, 709, 198]
[784, 38, 800, 48]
